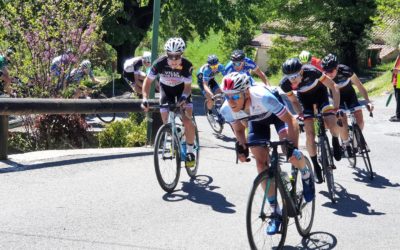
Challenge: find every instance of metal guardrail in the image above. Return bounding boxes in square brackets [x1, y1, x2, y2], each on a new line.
[0, 97, 160, 160]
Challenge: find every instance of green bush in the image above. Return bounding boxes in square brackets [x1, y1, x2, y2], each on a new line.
[97, 113, 147, 148]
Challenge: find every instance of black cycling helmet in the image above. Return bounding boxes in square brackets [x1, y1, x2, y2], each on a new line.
[321, 53, 338, 71]
[231, 50, 245, 62]
[282, 58, 302, 75]
[207, 54, 219, 65]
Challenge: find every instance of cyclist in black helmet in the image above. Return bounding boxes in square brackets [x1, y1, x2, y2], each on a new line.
[321, 53, 374, 157]
[280, 57, 342, 184]
[225, 49, 270, 86]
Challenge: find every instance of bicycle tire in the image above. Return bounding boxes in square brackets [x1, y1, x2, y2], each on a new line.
[294, 157, 315, 237]
[154, 124, 181, 193]
[320, 136, 336, 203]
[246, 170, 288, 250]
[96, 93, 116, 123]
[347, 125, 357, 168]
[185, 120, 200, 178]
[204, 99, 223, 134]
[354, 125, 373, 180]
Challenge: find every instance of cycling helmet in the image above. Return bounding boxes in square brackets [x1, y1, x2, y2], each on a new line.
[142, 51, 151, 62]
[207, 54, 219, 65]
[282, 58, 302, 75]
[321, 53, 338, 71]
[6, 47, 16, 57]
[299, 50, 312, 64]
[231, 50, 245, 62]
[222, 72, 250, 94]
[80, 59, 91, 69]
[164, 37, 186, 53]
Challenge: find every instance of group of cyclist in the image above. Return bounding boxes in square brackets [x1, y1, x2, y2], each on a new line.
[140, 36, 374, 235]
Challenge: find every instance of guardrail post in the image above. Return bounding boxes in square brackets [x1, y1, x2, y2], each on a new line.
[0, 115, 8, 160]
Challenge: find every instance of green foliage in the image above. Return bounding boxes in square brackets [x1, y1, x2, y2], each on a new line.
[265, 37, 300, 75]
[98, 113, 147, 148]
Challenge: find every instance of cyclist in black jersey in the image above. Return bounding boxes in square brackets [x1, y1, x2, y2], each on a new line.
[141, 37, 196, 167]
[280, 58, 342, 184]
[321, 54, 374, 157]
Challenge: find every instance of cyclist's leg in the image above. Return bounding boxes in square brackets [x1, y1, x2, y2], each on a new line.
[159, 83, 172, 124]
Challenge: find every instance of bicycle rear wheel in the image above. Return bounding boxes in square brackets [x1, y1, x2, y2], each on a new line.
[246, 170, 288, 250]
[354, 125, 373, 180]
[96, 93, 116, 123]
[320, 136, 336, 203]
[154, 124, 181, 193]
[294, 157, 315, 237]
[204, 99, 223, 134]
[185, 120, 200, 178]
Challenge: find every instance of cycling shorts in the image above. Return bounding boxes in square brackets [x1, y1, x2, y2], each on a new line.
[298, 86, 334, 118]
[339, 90, 361, 110]
[247, 115, 287, 144]
[159, 82, 192, 106]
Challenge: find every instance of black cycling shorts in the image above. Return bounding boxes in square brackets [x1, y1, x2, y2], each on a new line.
[247, 115, 287, 144]
[159, 82, 192, 105]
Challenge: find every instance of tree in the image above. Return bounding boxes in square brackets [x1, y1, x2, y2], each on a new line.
[374, 0, 400, 47]
[255, 0, 377, 70]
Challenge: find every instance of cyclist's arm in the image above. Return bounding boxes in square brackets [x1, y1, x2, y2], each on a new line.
[90, 75, 100, 84]
[202, 80, 213, 97]
[350, 74, 370, 103]
[278, 111, 299, 148]
[320, 75, 340, 110]
[286, 92, 303, 115]
[182, 82, 191, 99]
[142, 76, 153, 100]
[253, 67, 270, 86]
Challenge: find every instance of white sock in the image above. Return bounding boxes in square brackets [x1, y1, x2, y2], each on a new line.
[187, 144, 194, 153]
[300, 167, 311, 180]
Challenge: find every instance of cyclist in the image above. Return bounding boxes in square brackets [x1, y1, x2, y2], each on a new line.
[321, 53, 374, 157]
[123, 51, 154, 97]
[50, 49, 75, 90]
[141, 37, 196, 167]
[225, 49, 270, 86]
[0, 47, 15, 95]
[280, 58, 342, 184]
[219, 72, 314, 235]
[196, 54, 226, 117]
[66, 60, 99, 85]
[299, 50, 323, 71]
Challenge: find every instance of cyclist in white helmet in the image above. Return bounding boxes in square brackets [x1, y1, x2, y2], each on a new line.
[67, 59, 99, 85]
[123, 51, 155, 96]
[141, 37, 197, 167]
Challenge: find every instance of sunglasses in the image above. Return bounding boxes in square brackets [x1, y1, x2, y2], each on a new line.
[286, 72, 301, 80]
[167, 54, 182, 61]
[233, 61, 242, 67]
[225, 93, 241, 101]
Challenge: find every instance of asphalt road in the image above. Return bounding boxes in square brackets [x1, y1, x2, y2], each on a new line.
[0, 94, 399, 249]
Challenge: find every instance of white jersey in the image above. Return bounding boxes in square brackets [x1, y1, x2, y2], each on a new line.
[123, 56, 143, 73]
[220, 85, 287, 123]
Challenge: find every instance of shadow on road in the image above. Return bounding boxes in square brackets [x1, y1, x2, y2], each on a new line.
[162, 175, 236, 214]
[0, 151, 153, 174]
[351, 167, 400, 189]
[320, 183, 385, 217]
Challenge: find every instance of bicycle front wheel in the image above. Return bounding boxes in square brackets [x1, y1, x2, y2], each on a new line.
[354, 125, 373, 180]
[96, 94, 116, 123]
[204, 99, 223, 134]
[185, 121, 200, 178]
[320, 136, 336, 203]
[154, 124, 181, 193]
[246, 170, 288, 250]
[294, 157, 315, 237]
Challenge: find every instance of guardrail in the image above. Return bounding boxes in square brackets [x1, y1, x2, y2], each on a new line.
[0, 97, 160, 160]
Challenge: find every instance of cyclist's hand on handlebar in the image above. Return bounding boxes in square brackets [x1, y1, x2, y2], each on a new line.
[141, 99, 149, 112]
[366, 102, 374, 112]
[236, 141, 250, 162]
[335, 109, 344, 127]
[178, 95, 187, 107]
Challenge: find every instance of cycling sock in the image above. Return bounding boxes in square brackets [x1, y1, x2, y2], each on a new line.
[311, 155, 320, 169]
[267, 196, 282, 215]
[187, 144, 194, 154]
[300, 167, 311, 180]
[208, 109, 212, 115]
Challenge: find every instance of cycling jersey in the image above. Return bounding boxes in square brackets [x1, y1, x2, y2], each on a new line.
[392, 55, 400, 88]
[66, 67, 94, 84]
[220, 85, 287, 143]
[147, 55, 193, 87]
[196, 63, 224, 96]
[225, 57, 257, 76]
[123, 56, 144, 74]
[331, 64, 360, 110]
[310, 57, 323, 71]
[0, 55, 8, 70]
[280, 65, 332, 117]
[50, 54, 72, 76]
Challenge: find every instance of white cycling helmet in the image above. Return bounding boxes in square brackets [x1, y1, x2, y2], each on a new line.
[142, 51, 151, 62]
[80, 59, 91, 69]
[222, 72, 251, 94]
[164, 37, 185, 53]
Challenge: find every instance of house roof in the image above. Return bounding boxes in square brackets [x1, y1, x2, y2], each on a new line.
[368, 44, 397, 59]
[250, 32, 307, 48]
